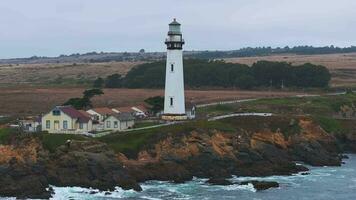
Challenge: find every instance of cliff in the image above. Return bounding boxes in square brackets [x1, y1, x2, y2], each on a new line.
[0, 116, 352, 199]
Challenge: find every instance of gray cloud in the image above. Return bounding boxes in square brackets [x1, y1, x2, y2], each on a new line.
[0, 0, 355, 58]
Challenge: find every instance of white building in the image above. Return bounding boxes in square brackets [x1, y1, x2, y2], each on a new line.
[103, 113, 135, 131]
[112, 105, 149, 118]
[19, 116, 42, 132]
[162, 19, 187, 121]
[86, 107, 115, 122]
[41, 106, 93, 134]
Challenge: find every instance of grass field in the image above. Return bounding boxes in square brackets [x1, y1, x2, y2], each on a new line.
[1, 53, 356, 88]
[0, 87, 300, 116]
[0, 61, 141, 86]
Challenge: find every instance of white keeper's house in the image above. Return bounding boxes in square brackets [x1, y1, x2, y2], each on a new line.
[41, 106, 93, 134]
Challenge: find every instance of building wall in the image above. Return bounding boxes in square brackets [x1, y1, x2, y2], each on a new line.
[164, 49, 186, 115]
[86, 110, 105, 122]
[42, 109, 92, 134]
[104, 116, 134, 131]
[120, 120, 135, 130]
[41, 111, 73, 133]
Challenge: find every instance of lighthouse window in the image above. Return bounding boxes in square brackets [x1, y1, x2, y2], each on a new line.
[171, 64, 174, 72]
[170, 97, 174, 106]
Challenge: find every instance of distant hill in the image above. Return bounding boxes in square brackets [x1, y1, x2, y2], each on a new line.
[1, 45, 355, 65]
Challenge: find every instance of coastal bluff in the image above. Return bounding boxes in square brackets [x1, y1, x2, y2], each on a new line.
[0, 116, 354, 199]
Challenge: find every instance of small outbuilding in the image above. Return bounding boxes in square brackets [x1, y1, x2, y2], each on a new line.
[103, 113, 135, 131]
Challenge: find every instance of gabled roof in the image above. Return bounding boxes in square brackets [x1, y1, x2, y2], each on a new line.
[56, 106, 91, 123]
[90, 107, 115, 115]
[133, 105, 149, 113]
[114, 106, 134, 113]
[78, 110, 92, 118]
[107, 112, 135, 121]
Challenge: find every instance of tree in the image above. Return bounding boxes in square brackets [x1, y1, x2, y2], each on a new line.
[105, 74, 123, 88]
[63, 98, 90, 110]
[144, 96, 164, 114]
[83, 88, 104, 99]
[63, 88, 104, 110]
[93, 77, 104, 88]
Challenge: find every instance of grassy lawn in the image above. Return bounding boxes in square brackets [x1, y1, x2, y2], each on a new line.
[133, 121, 161, 129]
[197, 104, 236, 117]
[0, 128, 13, 144]
[39, 133, 89, 152]
[207, 93, 356, 117]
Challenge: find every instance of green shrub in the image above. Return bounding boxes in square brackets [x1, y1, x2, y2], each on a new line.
[0, 128, 13, 144]
[315, 116, 344, 134]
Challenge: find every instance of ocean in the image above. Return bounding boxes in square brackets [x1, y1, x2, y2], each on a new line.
[2, 155, 356, 200]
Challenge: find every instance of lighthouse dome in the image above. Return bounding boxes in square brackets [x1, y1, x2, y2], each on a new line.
[168, 18, 181, 35]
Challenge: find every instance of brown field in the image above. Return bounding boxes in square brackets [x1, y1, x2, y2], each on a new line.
[1, 53, 356, 116]
[1, 53, 356, 88]
[0, 61, 141, 85]
[225, 53, 356, 87]
[0, 87, 301, 116]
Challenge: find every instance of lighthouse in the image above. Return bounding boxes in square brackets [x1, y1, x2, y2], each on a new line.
[162, 19, 187, 121]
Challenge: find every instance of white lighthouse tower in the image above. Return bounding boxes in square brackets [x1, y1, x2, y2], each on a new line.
[162, 19, 187, 121]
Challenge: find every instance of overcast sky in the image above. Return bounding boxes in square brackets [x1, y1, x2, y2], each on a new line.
[0, 0, 355, 58]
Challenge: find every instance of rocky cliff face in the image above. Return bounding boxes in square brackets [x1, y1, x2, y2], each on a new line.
[122, 117, 342, 184]
[0, 117, 349, 199]
[0, 139, 140, 199]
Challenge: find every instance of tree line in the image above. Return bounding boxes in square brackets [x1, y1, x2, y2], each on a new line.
[93, 59, 331, 89]
[189, 46, 356, 59]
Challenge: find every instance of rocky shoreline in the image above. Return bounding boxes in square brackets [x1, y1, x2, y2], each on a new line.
[0, 117, 354, 199]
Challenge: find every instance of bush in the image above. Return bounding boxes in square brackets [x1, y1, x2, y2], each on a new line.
[100, 59, 331, 89]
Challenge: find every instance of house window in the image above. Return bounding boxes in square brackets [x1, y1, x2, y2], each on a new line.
[171, 64, 174, 72]
[170, 97, 174, 107]
[106, 121, 111, 128]
[63, 120, 68, 129]
[114, 121, 118, 128]
[52, 110, 60, 116]
[46, 120, 50, 129]
[79, 123, 84, 129]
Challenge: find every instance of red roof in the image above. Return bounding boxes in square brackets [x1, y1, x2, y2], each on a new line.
[134, 105, 148, 112]
[91, 107, 116, 115]
[78, 110, 92, 118]
[114, 106, 134, 113]
[58, 106, 91, 123]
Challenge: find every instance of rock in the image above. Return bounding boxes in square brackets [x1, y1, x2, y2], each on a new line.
[240, 181, 279, 191]
[301, 172, 310, 175]
[206, 178, 233, 185]
[0, 159, 51, 199]
[46, 140, 142, 192]
[341, 154, 349, 159]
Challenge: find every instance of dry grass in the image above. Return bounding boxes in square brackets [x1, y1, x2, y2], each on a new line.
[0, 87, 300, 116]
[225, 53, 356, 87]
[0, 61, 141, 85]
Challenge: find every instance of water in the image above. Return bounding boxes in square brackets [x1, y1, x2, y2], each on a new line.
[2, 155, 356, 200]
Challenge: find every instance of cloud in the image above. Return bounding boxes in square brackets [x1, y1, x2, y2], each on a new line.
[0, 0, 355, 58]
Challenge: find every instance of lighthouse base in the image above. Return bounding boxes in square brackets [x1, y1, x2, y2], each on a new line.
[161, 114, 188, 121]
